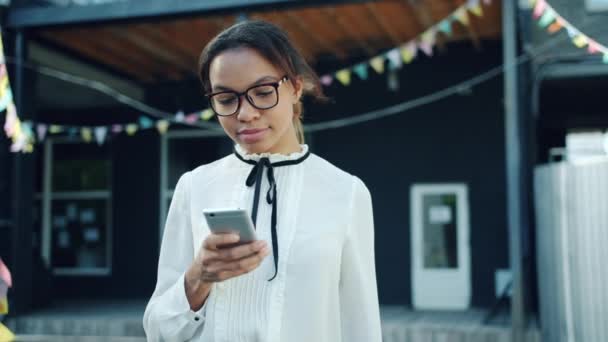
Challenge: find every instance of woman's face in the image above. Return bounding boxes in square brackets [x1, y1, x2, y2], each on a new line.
[209, 47, 302, 155]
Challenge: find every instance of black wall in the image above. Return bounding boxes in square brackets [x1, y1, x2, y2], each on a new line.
[310, 41, 508, 308]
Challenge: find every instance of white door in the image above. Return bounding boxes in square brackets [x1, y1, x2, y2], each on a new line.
[411, 184, 471, 310]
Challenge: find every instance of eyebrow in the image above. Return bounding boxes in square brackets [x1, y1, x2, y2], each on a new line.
[212, 75, 280, 92]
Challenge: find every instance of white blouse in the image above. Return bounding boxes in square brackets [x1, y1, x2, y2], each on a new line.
[143, 144, 382, 342]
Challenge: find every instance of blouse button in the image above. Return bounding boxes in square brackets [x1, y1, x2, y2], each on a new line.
[194, 316, 200, 322]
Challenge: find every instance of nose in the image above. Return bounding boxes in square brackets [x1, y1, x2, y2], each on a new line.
[237, 95, 261, 122]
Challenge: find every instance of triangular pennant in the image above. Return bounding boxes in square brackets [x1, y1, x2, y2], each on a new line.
[533, 0, 547, 19]
[174, 111, 185, 123]
[352, 63, 369, 80]
[36, 124, 47, 142]
[139, 116, 154, 129]
[0, 282, 6, 299]
[126, 124, 138, 136]
[566, 26, 578, 39]
[335, 69, 351, 86]
[547, 21, 563, 34]
[156, 120, 170, 134]
[421, 28, 437, 44]
[529, 0, 537, 6]
[603, 53, 608, 64]
[572, 35, 588, 48]
[438, 19, 452, 36]
[185, 113, 199, 124]
[200, 108, 215, 121]
[67, 127, 78, 138]
[112, 124, 123, 134]
[0, 88, 12, 112]
[0, 259, 11, 288]
[81, 127, 93, 143]
[49, 125, 63, 134]
[386, 48, 403, 70]
[419, 30, 436, 56]
[587, 40, 601, 54]
[401, 42, 418, 64]
[0, 322, 15, 342]
[369, 56, 385, 74]
[538, 9, 556, 28]
[454, 7, 470, 26]
[320, 75, 333, 86]
[468, 0, 483, 17]
[94, 126, 108, 145]
[3, 103, 17, 137]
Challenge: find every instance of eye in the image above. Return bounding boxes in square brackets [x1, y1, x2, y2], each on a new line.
[215, 94, 237, 105]
[255, 90, 274, 98]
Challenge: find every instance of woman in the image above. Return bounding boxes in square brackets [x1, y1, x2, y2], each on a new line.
[143, 20, 382, 342]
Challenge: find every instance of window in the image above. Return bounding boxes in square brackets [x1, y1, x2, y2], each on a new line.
[41, 138, 112, 276]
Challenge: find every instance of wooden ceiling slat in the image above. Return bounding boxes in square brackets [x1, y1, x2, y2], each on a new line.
[288, 7, 352, 59]
[363, 3, 401, 46]
[106, 26, 193, 76]
[338, 4, 389, 52]
[321, 6, 376, 56]
[95, 27, 185, 80]
[131, 24, 199, 69]
[284, 11, 347, 60]
[252, 12, 316, 62]
[39, 30, 157, 81]
[369, 2, 417, 43]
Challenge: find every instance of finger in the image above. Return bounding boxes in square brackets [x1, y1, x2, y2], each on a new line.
[203, 233, 240, 250]
[216, 240, 267, 261]
[211, 246, 270, 274]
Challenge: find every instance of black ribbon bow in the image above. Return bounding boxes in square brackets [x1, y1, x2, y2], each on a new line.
[235, 149, 310, 281]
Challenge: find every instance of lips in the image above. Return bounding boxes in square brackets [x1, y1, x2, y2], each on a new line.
[237, 128, 269, 144]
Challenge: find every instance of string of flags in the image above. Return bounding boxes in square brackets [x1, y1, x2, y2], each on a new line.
[2, 0, 492, 152]
[531, 0, 608, 64]
[319, 0, 492, 87]
[0, 258, 14, 342]
[0, 34, 34, 153]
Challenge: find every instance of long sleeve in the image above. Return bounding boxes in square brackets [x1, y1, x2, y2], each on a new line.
[339, 176, 382, 342]
[143, 172, 207, 342]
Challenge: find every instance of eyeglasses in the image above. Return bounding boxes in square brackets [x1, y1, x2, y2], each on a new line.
[206, 76, 289, 117]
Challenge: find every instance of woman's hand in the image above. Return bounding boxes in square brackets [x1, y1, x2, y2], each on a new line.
[185, 233, 269, 310]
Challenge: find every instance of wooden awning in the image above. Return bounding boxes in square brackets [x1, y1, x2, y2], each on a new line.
[31, 0, 502, 83]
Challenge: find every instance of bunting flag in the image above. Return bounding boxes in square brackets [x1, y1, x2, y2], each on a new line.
[200, 108, 215, 121]
[530, 0, 608, 64]
[419, 29, 437, 56]
[185, 113, 199, 124]
[0, 33, 34, 153]
[369, 56, 385, 74]
[0, 258, 13, 341]
[318, 0, 487, 86]
[156, 119, 170, 134]
[94, 126, 108, 145]
[0, 323, 15, 342]
[80, 127, 93, 143]
[401, 42, 418, 64]
[352, 63, 369, 80]
[386, 48, 403, 70]
[335, 69, 351, 86]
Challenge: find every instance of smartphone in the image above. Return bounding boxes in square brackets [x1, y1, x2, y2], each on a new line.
[203, 208, 257, 246]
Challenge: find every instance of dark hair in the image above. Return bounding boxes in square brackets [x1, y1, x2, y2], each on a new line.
[198, 20, 324, 143]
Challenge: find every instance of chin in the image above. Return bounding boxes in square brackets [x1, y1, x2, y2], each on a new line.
[238, 140, 273, 154]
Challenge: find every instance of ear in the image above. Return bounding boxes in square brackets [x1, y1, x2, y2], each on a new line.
[292, 76, 304, 104]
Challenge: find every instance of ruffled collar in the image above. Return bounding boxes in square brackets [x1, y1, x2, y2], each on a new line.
[234, 144, 309, 163]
